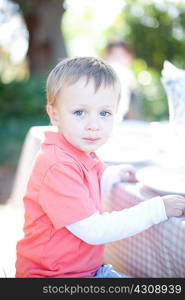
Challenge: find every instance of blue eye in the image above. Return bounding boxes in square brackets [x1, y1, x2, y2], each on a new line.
[74, 110, 84, 116]
[100, 111, 111, 117]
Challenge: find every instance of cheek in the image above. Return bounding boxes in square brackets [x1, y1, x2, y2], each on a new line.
[103, 119, 114, 135]
[59, 114, 75, 127]
[64, 118, 83, 136]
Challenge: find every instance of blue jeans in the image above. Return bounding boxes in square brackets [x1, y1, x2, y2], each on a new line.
[92, 264, 133, 278]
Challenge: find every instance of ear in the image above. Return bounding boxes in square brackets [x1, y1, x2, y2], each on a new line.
[46, 104, 59, 126]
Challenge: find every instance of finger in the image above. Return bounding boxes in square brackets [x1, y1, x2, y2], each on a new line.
[175, 202, 185, 208]
[129, 173, 138, 182]
[121, 172, 130, 181]
[120, 169, 135, 176]
[176, 209, 184, 217]
[174, 195, 185, 199]
[123, 173, 137, 182]
[175, 199, 185, 204]
[167, 195, 185, 198]
[120, 166, 136, 173]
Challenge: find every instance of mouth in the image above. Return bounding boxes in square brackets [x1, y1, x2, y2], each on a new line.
[83, 137, 101, 144]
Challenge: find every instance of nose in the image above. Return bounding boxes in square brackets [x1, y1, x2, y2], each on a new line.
[85, 115, 100, 131]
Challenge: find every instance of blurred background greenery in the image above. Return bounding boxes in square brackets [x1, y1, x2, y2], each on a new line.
[1, 0, 185, 200]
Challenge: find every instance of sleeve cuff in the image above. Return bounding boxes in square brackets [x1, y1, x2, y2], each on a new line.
[148, 196, 168, 224]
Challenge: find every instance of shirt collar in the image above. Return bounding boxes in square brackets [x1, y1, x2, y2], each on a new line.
[44, 131, 101, 170]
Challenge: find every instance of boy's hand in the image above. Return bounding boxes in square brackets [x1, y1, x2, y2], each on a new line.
[162, 195, 185, 217]
[119, 164, 137, 183]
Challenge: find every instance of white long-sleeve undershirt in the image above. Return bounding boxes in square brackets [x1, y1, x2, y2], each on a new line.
[66, 166, 167, 245]
[67, 196, 167, 245]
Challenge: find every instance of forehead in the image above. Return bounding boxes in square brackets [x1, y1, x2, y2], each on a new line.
[57, 78, 120, 107]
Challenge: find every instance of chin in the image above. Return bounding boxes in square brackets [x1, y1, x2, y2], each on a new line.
[83, 145, 98, 153]
[79, 141, 104, 153]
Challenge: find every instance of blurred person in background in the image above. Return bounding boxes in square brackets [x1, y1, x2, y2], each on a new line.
[104, 40, 142, 123]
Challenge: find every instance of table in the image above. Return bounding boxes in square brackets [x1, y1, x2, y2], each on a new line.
[97, 120, 185, 278]
[103, 181, 185, 278]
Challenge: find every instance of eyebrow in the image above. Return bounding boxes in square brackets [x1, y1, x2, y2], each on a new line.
[102, 105, 114, 109]
[71, 104, 114, 109]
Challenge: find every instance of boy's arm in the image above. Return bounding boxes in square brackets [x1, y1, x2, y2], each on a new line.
[66, 196, 167, 245]
[101, 164, 136, 198]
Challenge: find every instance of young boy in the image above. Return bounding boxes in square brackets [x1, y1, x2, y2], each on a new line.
[16, 57, 185, 278]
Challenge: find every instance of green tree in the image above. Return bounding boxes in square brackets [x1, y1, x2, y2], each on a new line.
[103, 0, 185, 120]
[0, 1, 69, 166]
[122, 0, 185, 71]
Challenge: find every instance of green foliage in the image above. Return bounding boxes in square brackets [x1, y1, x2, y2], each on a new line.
[0, 78, 49, 165]
[0, 78, 46, 120]
[137, 72, 169, 121]
[102, 0, 185, 121]
[122, 0, 185, 71]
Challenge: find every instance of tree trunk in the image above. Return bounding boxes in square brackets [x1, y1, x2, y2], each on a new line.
[23, 0, 67, 76]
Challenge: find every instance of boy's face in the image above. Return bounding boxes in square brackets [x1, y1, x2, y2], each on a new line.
[48, 78, 119, 155]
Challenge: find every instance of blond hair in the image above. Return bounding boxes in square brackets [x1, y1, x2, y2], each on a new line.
[46, 56, 121, 105]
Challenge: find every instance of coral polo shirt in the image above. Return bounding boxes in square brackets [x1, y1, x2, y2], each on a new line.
[16, 131, 106, 278]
